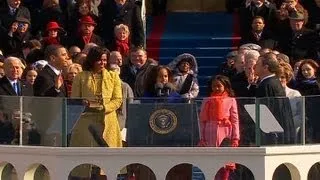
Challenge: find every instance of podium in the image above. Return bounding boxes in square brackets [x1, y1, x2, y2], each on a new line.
[127, 103, 200, 147]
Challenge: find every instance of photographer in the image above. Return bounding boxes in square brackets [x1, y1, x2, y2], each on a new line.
[142, 66, 181, 103]
[1, 16, 33, 57]
[278, 0, 308, 23]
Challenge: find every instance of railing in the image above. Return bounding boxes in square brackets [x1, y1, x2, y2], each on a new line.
[0, 96, 320, 179]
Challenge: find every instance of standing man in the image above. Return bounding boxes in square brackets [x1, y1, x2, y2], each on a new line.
[254, 53, 295, 145]
[0, 56, 33, 96]
[34, 44, 69, 97]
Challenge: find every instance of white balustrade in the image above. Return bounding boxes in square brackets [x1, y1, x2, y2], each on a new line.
[0, 145, 320, 179]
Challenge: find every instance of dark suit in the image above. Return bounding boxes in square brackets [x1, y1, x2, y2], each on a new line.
[33, 65, 66, 97]
[68, 33, 104, 49]
[256, 76, 295, 145]
[0, 5, 31, 31]
[0, 76, 33, 96]
[240, 30, 277, 49]
[276, 27, 319, 64]
[239, 2, 277, 36]
[100, 0, 144, 47]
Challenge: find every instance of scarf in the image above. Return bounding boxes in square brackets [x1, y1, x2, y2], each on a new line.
[210, 91, 229, 122]
[115, 38, 129, 57]
[43, 37, 60, 46]
[200, 91, 231, 125]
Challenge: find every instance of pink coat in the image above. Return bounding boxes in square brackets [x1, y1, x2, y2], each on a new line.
[199, 97, 240, 147]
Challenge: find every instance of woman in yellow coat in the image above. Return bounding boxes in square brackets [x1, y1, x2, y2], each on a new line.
[69, 46, 123, 178]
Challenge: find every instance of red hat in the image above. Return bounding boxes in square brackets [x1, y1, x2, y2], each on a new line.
[46, 21, 62, 31]
[79, 16, 97, 26]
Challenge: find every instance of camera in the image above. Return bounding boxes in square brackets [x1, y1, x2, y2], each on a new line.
[18, 23, 24, 28]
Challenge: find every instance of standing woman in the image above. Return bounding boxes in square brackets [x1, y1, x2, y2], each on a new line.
[69, 46, 123, 177]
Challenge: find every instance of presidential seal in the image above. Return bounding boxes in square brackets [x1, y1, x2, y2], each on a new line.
[149, 109, 178, 134]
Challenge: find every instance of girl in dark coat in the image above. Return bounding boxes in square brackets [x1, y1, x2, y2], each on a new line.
[295, 59, 320, 96]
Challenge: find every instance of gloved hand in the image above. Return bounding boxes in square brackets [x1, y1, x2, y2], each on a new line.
[231, 139, 239, 147]
[197, 139, 208, 147]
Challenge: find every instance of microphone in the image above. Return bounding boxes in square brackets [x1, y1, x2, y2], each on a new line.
[88, 124, 109, 147]
[163, 83, 175, 96]
[154, 83, 164, 97]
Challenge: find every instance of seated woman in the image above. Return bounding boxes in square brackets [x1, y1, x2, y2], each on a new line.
[142, 66, 181, 103]
[41, 21, 66, 49]
[294, 59, 320, 95]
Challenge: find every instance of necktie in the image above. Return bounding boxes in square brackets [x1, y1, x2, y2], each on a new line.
[10, 8, 16, 15]
[13, 82, 18, 95]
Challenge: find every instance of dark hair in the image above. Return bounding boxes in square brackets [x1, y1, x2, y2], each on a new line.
[130, 46, 146, 54]
[22, 39, 42, 50]
[296, 59, 319, 80]
[21, 65, 37, 81]
[252, 16, 265, 23]
[144, 66, 174, 95]
[26, 48, 44, 65]
[259, 52, 279, 73]
[82, 46, 110, 71]
[44, 44, 64, 61]
[207, 75, 234, 97]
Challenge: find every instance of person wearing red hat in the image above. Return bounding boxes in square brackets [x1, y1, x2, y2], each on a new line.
[68, 15, 103, 49]
[42, 21, 66, 48]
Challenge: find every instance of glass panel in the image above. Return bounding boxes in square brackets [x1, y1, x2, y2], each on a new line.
[196, 97, 257, 147]
[68, 97, 124, 148]
[256, 96, 302, 146]
[127, 97, 199, 147]
[22, 96, 64, 146]
[66, 98, 86, 147]
[304, 95, 320, 144]
[0, 96, 21, 145]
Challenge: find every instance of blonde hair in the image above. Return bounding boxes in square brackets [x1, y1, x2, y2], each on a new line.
[67, 63, 83, 73]
[278, 62, 294, 82]
[114, 24, 130, 35]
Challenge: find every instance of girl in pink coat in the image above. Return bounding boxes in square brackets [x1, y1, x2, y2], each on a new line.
[199, 75, 240, 180]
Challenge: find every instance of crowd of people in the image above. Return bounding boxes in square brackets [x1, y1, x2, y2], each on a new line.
[0, 0, 319, 179]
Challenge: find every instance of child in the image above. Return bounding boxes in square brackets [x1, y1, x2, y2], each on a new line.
[114, 24, 130, 58]
[23, 66, 38, 85]
[199, 75, 240, 180]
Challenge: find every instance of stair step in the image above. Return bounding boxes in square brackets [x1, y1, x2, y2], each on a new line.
[147, 37, 241, 48]
[198, 66, 219, 76]
[148, 47, 237, 59]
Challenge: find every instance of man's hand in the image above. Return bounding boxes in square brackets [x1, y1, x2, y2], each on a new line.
[55, 74, 64, 90]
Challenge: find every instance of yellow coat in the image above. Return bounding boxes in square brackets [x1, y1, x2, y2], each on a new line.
[70, 69, 123, 148]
